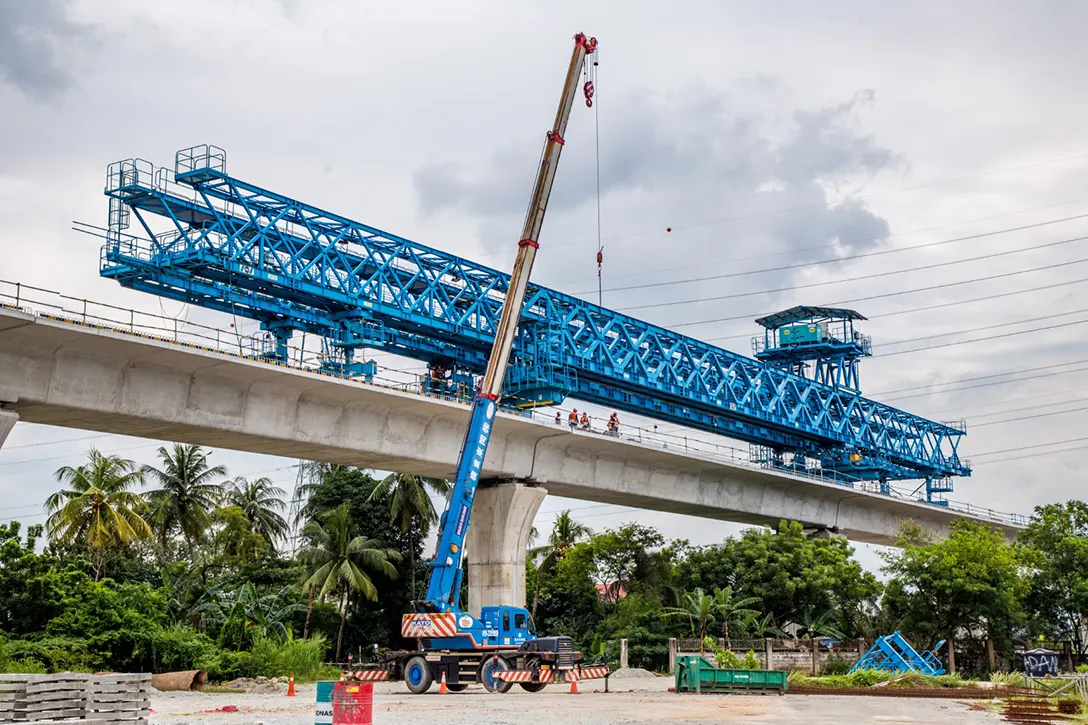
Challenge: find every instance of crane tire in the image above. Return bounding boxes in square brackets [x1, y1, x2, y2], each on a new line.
[404, 655, 433, 694]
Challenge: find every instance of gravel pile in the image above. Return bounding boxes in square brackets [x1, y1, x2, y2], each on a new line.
[609, 667, 659, 679]
[217, 676, 287, 694]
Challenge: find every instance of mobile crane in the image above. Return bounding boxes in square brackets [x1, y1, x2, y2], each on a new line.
[378, 32, 601, 694]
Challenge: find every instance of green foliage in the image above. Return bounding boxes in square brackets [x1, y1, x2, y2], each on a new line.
[45, 449, 152, 579]
[141, 444, 226, 555]
[676, 521, 881, 638]
[700, 637, 760, 669]
[1017, 501, 1088, 656]
[882, 519, 1027, 652]
[823, 652, 852, 676]
[244, 632, 332, 679]
[1076, 663, 1088, 673]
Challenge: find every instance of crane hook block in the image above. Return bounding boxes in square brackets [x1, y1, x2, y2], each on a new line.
[584, 80, 595, 107]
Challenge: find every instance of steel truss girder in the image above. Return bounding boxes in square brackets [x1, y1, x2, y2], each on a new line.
[99, 155, 969, 482]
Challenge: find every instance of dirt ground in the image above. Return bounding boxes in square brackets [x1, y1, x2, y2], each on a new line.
[150, 681, 1006, 724]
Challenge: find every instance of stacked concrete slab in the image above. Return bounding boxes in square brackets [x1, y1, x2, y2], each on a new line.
[0, 674, 148, 725]
[85, 675, 149, 725]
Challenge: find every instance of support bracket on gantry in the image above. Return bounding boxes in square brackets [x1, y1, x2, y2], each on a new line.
[464, 480, 547, 619]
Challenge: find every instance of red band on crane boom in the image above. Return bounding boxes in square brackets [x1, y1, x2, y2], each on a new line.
[518, 239, 540, 249]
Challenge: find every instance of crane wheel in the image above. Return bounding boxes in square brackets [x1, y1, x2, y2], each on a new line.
[404, 655, 433, 694]
[520, 681, 547, 693]
[479, 655, 513, 693]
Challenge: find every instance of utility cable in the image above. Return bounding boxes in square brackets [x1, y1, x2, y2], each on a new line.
[704, 276, 1088, 345]
[881, 364, 1088, 403]
[971, 405, 1088, 428]
[597, 213, 1088, 298]
[675, 252, 1088, 331]
[873, 357, 1088, 396]
[879, 306, 1088, 350]
[554, 197, 1088, 290]
[519, 150, 1088, 255]
[626, 231, 1088, 316]
[971, 443, 1088, 466]
[970, 435, 1088, 458]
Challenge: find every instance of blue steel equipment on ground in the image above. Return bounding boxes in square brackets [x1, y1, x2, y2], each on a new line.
[849, 631, 947, 676]
[92, 28, 976, 692]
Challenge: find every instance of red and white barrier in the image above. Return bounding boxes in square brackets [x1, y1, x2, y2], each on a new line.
[341, 670, 390, 682]
[574, 666, 610, 680]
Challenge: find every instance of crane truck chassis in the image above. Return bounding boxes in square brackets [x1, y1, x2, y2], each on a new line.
[373, 31, 604, 695]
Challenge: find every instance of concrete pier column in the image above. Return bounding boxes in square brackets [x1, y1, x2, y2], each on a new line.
[0, 409, 18, 450]
[465, 482, 547, 618]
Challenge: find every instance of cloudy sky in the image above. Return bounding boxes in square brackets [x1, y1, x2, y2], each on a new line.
[2, 0, 1087, 573]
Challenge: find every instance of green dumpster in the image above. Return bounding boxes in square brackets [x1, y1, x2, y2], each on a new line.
[674, 656, 787, 694]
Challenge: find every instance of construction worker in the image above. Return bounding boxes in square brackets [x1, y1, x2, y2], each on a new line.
[607, 412, 619, 436]
[580, 411, 590, 430]
[568, 409, 579, 430]
[554, 411, 562, 425]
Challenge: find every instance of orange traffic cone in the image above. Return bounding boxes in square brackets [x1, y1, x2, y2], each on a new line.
[286, 673, 295, 697]
[439, 671, 448, 694]
[568, 669, 579, 694]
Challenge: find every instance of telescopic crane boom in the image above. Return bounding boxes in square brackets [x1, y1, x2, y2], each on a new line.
[387, 33, 600, 696]
[424, 32, 597, 612]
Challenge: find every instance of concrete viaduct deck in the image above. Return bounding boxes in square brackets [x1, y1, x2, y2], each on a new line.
[0, 299, 1024, 613]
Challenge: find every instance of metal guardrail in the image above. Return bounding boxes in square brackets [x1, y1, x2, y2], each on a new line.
[0, 279, 1028, 528]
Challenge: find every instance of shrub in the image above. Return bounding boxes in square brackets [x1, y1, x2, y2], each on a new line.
[244, 633, 332, 680]
[197, 649, 249, 683]
[152, 626, 221, 673]
[1076, 663, 1088, 673]
[741, 650, 761, 670]
[4, 636, 96, 672]
[823, 653, 852, 676]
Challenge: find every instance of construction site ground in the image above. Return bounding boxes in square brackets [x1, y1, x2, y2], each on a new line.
[150, 681, 1006, 724]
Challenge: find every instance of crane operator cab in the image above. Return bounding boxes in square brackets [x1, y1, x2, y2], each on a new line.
[479, 605, 536, 646]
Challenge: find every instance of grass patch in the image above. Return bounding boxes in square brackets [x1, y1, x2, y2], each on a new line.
[788, 669, 979, 689]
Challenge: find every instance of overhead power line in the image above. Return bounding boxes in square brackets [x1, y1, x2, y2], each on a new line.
[966, 393, 1088, 420]
[972, 405, 1088, 428]
[555, 197, 1088, 290]
[625, 230, 1088, 315]
[530, 151, 1088, 256]
[597, 213, 1088, 298]
[679, 253, 1088, 331]
[882, 363, 1088, 403]
[704, 274, 1088, 345]
[971, 435, 1088, 458]
[972, 443, 1088, 467]
[873, 357, 1088, 396]
[878, 316, 1088, 358]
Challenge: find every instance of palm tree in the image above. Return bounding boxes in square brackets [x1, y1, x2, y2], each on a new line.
[740, 611, 787, 639]
[226, 476, 288, 546]
[46, 449, 153, 580]
[793, 606, 847, 641]
[529, 511, 592, 620]
[712, 586, 762, 647]
[141, 444, 226, 555]
[298, 503, 401, 659]
[662, 588, 718, 651]
[367, 473, 450, 597]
